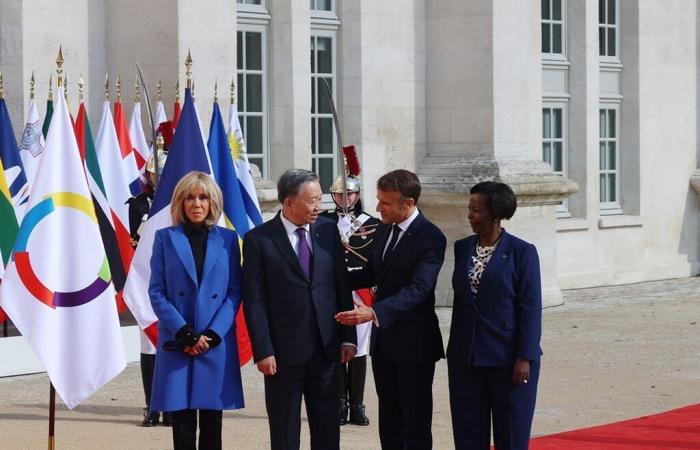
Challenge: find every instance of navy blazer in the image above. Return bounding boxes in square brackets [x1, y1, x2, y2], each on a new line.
[351, 211, 446, 364]
[242, 213, 356, 366]
[446, 230, 543, 366]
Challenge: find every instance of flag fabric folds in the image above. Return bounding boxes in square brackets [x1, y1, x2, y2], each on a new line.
[123, 88, 210, 346]
[129, 102, 150, 176]
[42, 98, 54, 138]
[0, 86, 125, 409]
[113, 101, 142, 196]
[18, 98, 46, 192]
[75, 103, 127, 312]
[0, 156, 19, 280]
[172, 101, 181, 129]
[155, 100, 168, 127]
[95, 102, 136, 293]
[207, 102, 253, 365]
[0, 151, 18, 324]
[0, 98, 30, 215]
[228, 102, 263, 229]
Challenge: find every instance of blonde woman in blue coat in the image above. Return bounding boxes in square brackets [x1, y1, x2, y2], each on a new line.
[149, 171, 244, 450]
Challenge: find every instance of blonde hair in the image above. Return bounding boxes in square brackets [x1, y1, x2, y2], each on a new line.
[171, 171, 223, 227]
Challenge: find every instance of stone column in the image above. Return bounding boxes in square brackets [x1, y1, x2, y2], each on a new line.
[267, 0, 311, 180]
[337, 0, 427, 211]
[106, 0, 235, 133]
[422, 0, 576, 307]
[0, 1, 95, 135]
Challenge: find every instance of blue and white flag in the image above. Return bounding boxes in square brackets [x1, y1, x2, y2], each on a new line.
[228, 102, 262, 228]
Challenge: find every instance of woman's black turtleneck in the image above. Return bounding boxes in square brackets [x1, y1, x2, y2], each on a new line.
[184, 221, 208, 284]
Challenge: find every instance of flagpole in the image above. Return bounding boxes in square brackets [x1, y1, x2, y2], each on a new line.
[2, 320, 7, 337]
[48, 384, 56, 450]
[47, 45, 63, 450]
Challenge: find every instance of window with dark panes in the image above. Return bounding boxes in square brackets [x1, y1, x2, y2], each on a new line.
[541, 0, 564, 55]
[599, 0, 617, 58]
[310, 34, 336, 192]
[236, 28, 267, 178]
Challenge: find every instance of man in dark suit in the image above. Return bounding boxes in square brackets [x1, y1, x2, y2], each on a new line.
[336, 169, 446, 450]
[242, 169, 357, 450]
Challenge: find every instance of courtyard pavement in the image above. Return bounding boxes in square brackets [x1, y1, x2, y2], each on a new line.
[1, 277, 699, 449]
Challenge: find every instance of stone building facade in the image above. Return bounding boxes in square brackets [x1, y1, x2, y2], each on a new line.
[0, 0, 698, 307]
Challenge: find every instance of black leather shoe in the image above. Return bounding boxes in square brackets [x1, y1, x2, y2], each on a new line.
[349, 403, 370, 426]
[161, 412, 173, 426]
[339, 401, 349, 426]
[142, 407, 160, 427]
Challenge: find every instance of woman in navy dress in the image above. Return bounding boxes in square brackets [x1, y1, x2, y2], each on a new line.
[149, 171, 244, 450]
[447, 181, 542, 450]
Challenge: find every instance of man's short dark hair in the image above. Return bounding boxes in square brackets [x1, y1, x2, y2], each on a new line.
[277, 169, 319, 203]
[470, 181, 517, 220]
[376, 169, 421, 204]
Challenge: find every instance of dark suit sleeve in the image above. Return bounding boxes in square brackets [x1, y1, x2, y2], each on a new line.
[205, 233, 240, 339]
[333, 230, 357, 345]
[515, 243, 542, 361]
[242, 233, 275, 362]
[149, 230, 188, 335]
[372, 230, 447, 329]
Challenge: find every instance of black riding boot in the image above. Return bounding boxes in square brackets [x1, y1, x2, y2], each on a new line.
[140, 353, 160, 427]
[348, 356, 369, 426]
[338, 362, 349, 425]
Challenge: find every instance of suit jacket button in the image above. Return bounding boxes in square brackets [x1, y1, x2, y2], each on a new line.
[212, 294, 218, 299]
[179, 291, 184, 296]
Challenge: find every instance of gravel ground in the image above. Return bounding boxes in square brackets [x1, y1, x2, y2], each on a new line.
[1, 277, 699, 449]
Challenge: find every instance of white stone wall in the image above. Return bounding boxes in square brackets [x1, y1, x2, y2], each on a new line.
[0, 0, 699, 298]
[555, 0, 700, 288]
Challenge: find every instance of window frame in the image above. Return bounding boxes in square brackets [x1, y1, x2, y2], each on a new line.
[310, 28, 339, 195]
[542, 101, 570, 217]
[599, 0, 620, 63]
[236, 22, 269, 179]
[599, 103, 621, 214]
[541, 0, 567, 60]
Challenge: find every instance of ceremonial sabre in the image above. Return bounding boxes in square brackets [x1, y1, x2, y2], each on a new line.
[320, 78, 349, 216]
[136, 63, 159, 183]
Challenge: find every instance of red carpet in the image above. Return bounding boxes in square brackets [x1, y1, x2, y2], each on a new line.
[530, 404, 700, 449]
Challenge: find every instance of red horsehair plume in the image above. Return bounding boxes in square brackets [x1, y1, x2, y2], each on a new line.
[342, 145, 360, 177]
[158, 121, 174, 147]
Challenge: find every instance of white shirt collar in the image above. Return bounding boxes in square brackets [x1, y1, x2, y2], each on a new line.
[280, 212, 310, 236]
[395, 207, 419, 232]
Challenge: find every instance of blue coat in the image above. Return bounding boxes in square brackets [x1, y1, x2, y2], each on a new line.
[446, 230, 543, 366]
[149, 224, 244, 411]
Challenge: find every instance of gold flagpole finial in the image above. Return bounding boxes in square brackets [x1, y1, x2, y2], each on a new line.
[185, 49, 193, 89]
[230, 79, 235, 104]
[48, 73, 53, 101]
[0, 71, 4, 99]
[104, 73, 110, 102]
[214, 78, 218, 104]
[135, 76, 140, 102]
[116, 75, 121, 102]
[175, 78, 180, 103]
[56, 46, 64, 87]
[156, 79, 162, 101]
[78, 75, 85, 102]
[30, 72, 36, 100]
